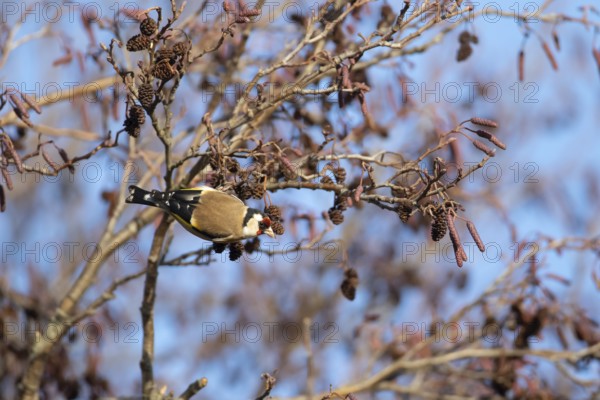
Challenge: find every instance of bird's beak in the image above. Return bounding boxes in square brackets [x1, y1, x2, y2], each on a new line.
[264, 227, 275, 238]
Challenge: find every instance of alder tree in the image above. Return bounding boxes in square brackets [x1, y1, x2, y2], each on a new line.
[1, 1, 599, 399]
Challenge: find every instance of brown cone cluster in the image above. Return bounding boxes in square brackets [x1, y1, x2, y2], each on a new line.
[212, 243, 226, 254]
[264, 205, 281, 221]
[228, 242, 244, 261]
[244, 237, 261, 254]
[396, 204, 412, 223]
[341, 268, 359, 300]
[152, 60, 175, 81]
[271, 221, 285, 235]
[124, 105, 145, 137]
[333, 167, 346, 183]
[328, 208, 344, 225]
[122, 14, 192, 141]
[431, 206, 448, 242]
[264, 205, 285, 235]
[173, 41, 190, 57]
[140, 17, 158, 36]
[137, 83, 154, 109]
[327, 191, 349, 226]
[457, 30, 478, 62]
[126, 34, 150, 52]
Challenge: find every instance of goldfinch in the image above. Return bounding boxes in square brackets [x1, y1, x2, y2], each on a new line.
[126, 185, 275, 243]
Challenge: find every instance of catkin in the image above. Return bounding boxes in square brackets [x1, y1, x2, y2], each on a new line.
[467, 221, 485, 252]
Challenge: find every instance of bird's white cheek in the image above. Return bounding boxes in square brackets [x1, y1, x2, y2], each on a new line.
[242, 225, 257, 238]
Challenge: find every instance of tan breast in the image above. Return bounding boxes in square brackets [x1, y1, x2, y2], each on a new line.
[190, 189, 247, 240]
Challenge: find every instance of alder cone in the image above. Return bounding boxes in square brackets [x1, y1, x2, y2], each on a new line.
[328, 208, 344, 225]
[173, 41, 190, 57]
[213, 243, 226, 254]
[271, 220, 285, 235]
[397, 204, 412, 223]
[228, 242, 244, 261]
[153, 60, 175, 81]
[126, 34, 150, 51]
[431, 207, 448, 242]
[138, 83, 154, 109]
[341, 268, 359, 301]
[140, 17, 158, 36]
[264, 205, 282, 221]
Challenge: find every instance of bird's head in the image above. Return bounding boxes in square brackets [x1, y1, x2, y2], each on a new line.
[243, 209, 275, 239]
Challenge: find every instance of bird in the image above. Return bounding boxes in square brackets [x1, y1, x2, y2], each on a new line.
[126, 185, 275, 243]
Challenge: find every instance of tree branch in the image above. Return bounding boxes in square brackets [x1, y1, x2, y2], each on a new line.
[140, 214, 172, 397]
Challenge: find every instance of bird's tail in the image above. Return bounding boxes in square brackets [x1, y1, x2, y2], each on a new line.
[126, 185, 165, 208]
